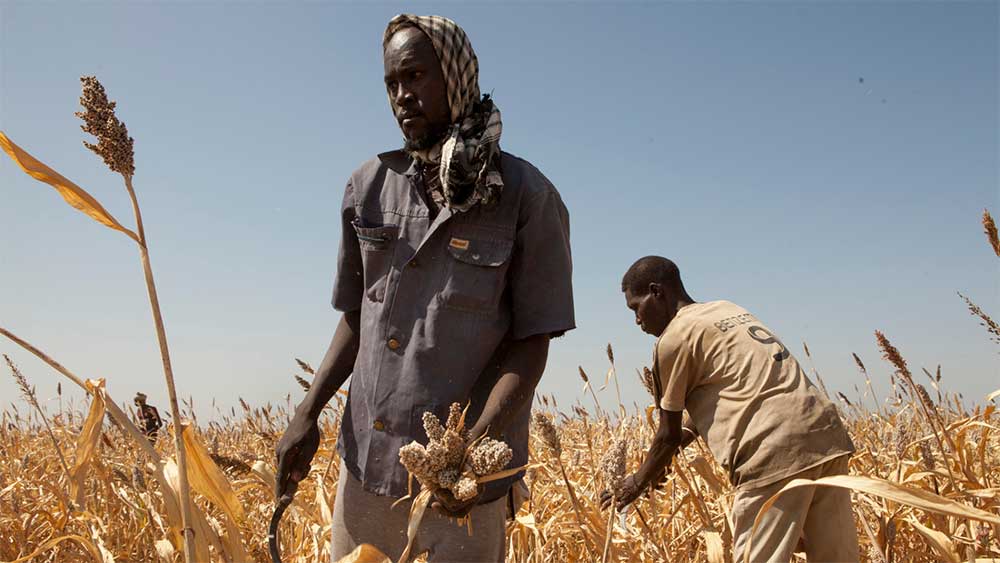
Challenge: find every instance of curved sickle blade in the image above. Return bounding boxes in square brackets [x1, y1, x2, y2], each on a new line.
[268, 494, 294, 563]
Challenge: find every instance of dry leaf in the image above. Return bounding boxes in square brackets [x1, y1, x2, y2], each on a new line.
[907, 517, 961, 563]
[162, 458, 214, 563]
[181, 423, 246, 522]
[704, 530, 725, 563]
[399, 488, 433, 563]
[252, 460, 277, 495]
[0, 131, 138, 242]
[154, 538, 174, 563]
[70, 379, 106, 507]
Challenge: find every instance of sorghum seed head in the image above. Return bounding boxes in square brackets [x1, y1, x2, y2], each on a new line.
[75, 76, 135, 176]
[919, 440, 936, 471]
[423, 411, 445, 442]
[469, 437, 513, 476]
[532, 411, 561, 457]
[425, 441, 450, 472]
[437, 468, 459, 488]
[453, 477, 479, 501]
[399, 442, 437, 487]
[600, 437, 627, 487]
[445, 403, 463, 432]
[442, 430, 466, 467]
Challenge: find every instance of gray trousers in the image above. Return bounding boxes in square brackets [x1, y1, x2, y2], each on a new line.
[331, 459, 506, 563]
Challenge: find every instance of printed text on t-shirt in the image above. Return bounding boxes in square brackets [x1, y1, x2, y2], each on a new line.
[713, 313, 756, 333]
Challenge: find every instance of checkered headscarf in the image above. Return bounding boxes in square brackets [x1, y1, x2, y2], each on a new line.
[384, 14, 504, 212]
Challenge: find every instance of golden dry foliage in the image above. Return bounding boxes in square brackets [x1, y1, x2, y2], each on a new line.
[0, 132, 138, 242]
[1, 367, 999, 563]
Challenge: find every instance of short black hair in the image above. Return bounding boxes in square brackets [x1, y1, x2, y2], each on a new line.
[621, 256, 684, 295]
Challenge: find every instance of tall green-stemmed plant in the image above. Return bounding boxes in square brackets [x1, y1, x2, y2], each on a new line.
[0, 76, 196, 563]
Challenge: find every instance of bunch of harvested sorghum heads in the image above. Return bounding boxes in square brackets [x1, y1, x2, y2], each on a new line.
[399, 403, 513, 501]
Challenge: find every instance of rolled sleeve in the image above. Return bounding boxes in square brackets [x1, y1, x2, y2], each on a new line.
[331, 180, 363, 313]
[508, 189, 575, 340]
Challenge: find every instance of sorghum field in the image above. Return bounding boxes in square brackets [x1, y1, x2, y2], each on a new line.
[2, 316, 999, 562]
[4, 75, 998, 563]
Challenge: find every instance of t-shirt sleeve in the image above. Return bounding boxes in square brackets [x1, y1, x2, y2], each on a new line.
[655, 332, 698, 412]
[331, 180, 364, 313]
[508, 189, 576, 340]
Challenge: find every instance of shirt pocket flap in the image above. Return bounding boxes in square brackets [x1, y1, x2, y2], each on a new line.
[447, 236, 513, 267]
[352, 221, 398, 248]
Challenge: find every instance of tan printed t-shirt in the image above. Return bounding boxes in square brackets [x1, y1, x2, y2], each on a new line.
[654, 300, 854, 491]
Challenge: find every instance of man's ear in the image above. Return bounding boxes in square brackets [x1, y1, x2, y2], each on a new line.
[649, 282, 661, 298]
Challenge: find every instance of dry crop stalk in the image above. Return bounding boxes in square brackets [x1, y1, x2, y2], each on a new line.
[75, 77, 197, 563]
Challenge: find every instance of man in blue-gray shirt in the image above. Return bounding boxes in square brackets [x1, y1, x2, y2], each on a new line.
[276, 14, 574, 562]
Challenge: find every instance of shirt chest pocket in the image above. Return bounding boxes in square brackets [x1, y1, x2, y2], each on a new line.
[441, 231, 514, 314]
[353, 220, 399, 303]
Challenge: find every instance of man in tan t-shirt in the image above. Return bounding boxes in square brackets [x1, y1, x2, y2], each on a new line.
[601, 256, 859, 563]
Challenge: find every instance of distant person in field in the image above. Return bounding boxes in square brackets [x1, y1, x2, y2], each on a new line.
[275, 14, 574, 562]
[603, 256, 859, 563]
[133, 393, 162, 442]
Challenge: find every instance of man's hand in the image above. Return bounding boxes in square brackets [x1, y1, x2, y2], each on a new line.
[600, 473, 643, 512]
[649, 465, 670, 491]
[431, 484, 482, 518]
[275, 414, 321, 499]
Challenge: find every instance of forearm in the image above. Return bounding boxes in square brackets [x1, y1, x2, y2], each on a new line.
[635, 410, 684, 487]
[297, 310, 361, 420]
[468, 334, 550, 440]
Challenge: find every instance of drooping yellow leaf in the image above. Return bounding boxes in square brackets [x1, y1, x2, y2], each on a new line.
[0, 131, 138, 242]
[690, 456, 728, 495]
[987, 388, 1000, 402]
[744, 474, 1000, 563]
[336, 544, 391, 563]
[69, 379, 106, 507]
[2, 534, 105, 563]
[316, 474, 333, 531]
[161, 458, 215, 563]
[251, 459, 277, 494]
[907, 517, 961, 563]
[181, 423, 246, 522]
[399, 488, 433, 563]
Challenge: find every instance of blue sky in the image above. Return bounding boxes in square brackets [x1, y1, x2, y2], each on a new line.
[1, 2, 997, 422]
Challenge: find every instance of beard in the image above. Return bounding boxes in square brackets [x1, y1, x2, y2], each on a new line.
[403, 122, 450, 153]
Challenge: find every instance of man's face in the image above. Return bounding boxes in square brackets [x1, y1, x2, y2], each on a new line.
[383, 27, 451, 151]
[625, 284, 671, 336]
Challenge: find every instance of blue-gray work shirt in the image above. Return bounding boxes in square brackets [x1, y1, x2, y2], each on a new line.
[332, 150, 575, 502]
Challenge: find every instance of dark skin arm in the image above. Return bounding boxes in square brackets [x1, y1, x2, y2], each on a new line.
[275, 310, 361, 499]
[600, 409, 686, 511]
[431, 333, 550, 517]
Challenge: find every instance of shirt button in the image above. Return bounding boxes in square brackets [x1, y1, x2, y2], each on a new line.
[373, 419, 385, 432]
[387, 338, 401, 350]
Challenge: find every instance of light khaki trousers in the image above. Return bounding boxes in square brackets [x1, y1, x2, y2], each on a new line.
[330, 459, 506, 563]
[731, 455, 859, 563]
